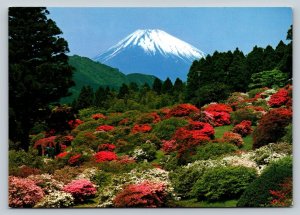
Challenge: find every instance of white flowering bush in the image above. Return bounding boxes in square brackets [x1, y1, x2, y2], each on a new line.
[76, 167, 97, 181]
[27, 174, 64, 194]
[35, 191, 74, 208]
[97, 168, 175, 207]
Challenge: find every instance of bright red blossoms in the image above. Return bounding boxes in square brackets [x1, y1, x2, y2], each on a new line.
[132, 124, 152, 134]
[166, 103, 199, 118]
[96, 125, 115, 132]
[98, 143, 116, 152]
[68, 119, 84, 129]
[268, 88, 290, 107]
[204, 103, 233, 126]
[232, 120, 253, 137]
[92, 113, 107, 120]
[94, 151, 118, 163]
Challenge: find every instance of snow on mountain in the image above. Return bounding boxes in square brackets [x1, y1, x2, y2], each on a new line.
[94, 29, 206, 80]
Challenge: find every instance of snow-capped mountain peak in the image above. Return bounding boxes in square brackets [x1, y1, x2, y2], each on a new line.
[94, 29, 205, 80]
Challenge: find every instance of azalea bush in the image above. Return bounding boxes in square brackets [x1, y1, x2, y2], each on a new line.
[94, 151, 118, 163]
[268, 177, 292, 207]
[68, 119, 84, 129]
[97, 143, 116, 152]
[231, 107, 263, 125]
[34, 191, 74, 208]
[166, 103, 199, 118]
[222, 132, 244, 147]
[152, 117, 188, 140]
[9, 176, 44, 208]
[27, 174, 64, 194]
[96, 125, 115, 132]
[203, 103, 233, 126]
[132, 142, 156, 162]
[232, 120, 253, 136]
[191, 166, 257, 202]
[63, 179, 97, 203]
[113, 181, 169, 208]
[68, 154, 83, 166]
[92, 113, 106, 120]
[131, 124, 152, 134]
[253, 108, 292, 149]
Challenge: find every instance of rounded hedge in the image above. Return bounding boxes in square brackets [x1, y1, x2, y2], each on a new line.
[237, 156, 292, 207]
[191, 166, 257, 202]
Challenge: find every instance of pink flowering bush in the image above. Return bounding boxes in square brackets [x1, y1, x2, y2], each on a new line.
[222, 132, 244, 147]
[232, 120, 253, 137]
[94, 151, 118, 163]
[113, 181, 169, 207]
[63, 179, 97, 203]
[9, 176, 44, 208]
[96, 125, 115, 132]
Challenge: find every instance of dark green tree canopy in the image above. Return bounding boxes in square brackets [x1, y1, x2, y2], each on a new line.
[162, 77, 173, 94]
[9, 7, 74, 150]
[152, 77, 163, 94]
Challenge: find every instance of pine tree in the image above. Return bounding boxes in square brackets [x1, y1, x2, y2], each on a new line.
[162, 78, 173, 94]
[118, 83, 129, 99]
[94, 86, 107, 108]
[152, 78, 163, 94]
[9, 7, 74, 150]
[76, 86, 94, 109]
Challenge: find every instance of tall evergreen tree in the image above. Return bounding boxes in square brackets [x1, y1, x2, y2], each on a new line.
[94, 86, 107, 108]
[9, 7, 74, 150]
[173, 78, 184, 92]
[162, 78, 173, 94]
[246, 46, 264, 75]
[118, 83, 129, 99]
[76, 86, 94, 109]
[152, 78, 163, 94]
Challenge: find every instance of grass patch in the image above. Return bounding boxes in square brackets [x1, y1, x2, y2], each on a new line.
[241, 126, 256, 151]
[214, 125, 233, 139]
[173, 198, 238, 208]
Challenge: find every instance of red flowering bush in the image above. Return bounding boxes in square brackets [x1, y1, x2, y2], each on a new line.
[56, 151, 68, 159]
[232, 120, 253, 137]
[96, 125, 114, 132]
[269, 177, 292, 207]
[253, 108, 292, 149]
[166, 103, 199, 118]
[68, 119, 84, 129]
[203, 104, 233, 126]
[222, 132, 244, 147]
[161, 140, 177, 154]
[98, 143, 116, 152]
[268, 88, 290, 107]
[9, 176, 44, 208]
[94, 151, 118, 163]
[34, 136, 56, 148]
[117, 155, 136, 164]
[68, 154, 82, 166]
[63, 179, 97, 203]
[118, 118, 129, 125]
[113, 181, 169, 207]
[92, 113, 106, 120]
[131, 124, 152, 134]
[188, 121, 215, 138]
[137, 112, 161, 124]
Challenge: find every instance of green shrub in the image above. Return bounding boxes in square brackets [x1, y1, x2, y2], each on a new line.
[237, 156, 292, 207]
[91, 170, 112, 188]
[248, 88, 266, 98]
[9, 149, 43, 170]
[280, 124, 292, 144]
[75, 120, 103, 132]
[193, 142, 238, 160]
[72, 131, 101, 151]
[231, 108, 262, 125]
[152, 117, 188, 140]
[132, 142, 157, 162]
[191, 166, 257, 202]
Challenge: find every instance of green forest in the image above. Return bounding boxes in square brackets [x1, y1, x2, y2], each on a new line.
[9, 7, 293, 208]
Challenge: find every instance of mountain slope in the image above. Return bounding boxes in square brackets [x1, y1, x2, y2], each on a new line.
[60, 55, 156, 104]
[94, 29, 205, 81]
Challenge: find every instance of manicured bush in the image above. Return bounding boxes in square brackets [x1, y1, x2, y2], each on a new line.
[280, 124, 292, 144]
[113, 181, 169, 207]
[63, 179, 97, 203]
[131, 124, 152, 134]
[34, 191, 74, 208]
[132, 142, 157, 162]
[68, 154, 83, 166]
[231, 108, 262, 125]
[94, 151, 118, 163]
[203, 103, 233, 126]
[194, 142, 238, 160]
[191, 166, 257, 202]
[9, 149, 43, 170]
[237, 156, 292, 207]
[152, 117, 188, 140]
[253, 108, 292, 149]
[9, 176, 44, 208]
[96, 125, 115, 132]
[161, 140, 177, 154]
[92, 113, 106, 120]
[222, 132, 244, 147]
[71, 131, 98, 151]
[91, 170, 113, 188]
[232, 120, 253, 137]
[97, 143, 116, 152]
[166, 103, 199, 118]
[27, 174, 64, 194]
[268, 88, 290, 107]
[136, 112, 161, 124]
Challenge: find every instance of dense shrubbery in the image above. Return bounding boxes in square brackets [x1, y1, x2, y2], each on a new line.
[113, 181, 169, 207]
[35, 191, 74, 208]
[194, 143, 238, 160]
[232, 120, 253, 137]
[9, 176, 44, 208]
[253, 108, 292, 149]
[190, 166, 257, 202]
[63, 179, 97, 202]
[152, 117, 188, 140]
[237, 156, 292, 207]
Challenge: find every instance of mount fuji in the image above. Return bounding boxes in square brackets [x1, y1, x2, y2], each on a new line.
[93, 29, 206, 81]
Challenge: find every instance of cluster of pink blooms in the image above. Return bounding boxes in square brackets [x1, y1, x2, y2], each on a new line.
[166, 103, 199, 118]
[96, 125, 115, 132]
[161, 140, 177, 154]
[63, 179, 97, 202]
[94, 151, 118, 163]
[232, 120, 253, 137]
[92, 113, 107, 120]
[68, 119, 84, 129]
[131, 124, 152, 134]
[204, 103, 232, 126]
[113, 181, 168, 207]
[9, 176, 44, 208]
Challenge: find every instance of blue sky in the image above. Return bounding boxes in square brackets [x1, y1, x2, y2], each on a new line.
[48, 7, 292, 58]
